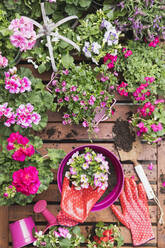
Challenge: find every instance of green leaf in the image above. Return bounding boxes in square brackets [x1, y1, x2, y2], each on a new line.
[38, 63, 46, 74]
[79, 0, 91, 8]
[61, 53, 74, 68]
[59, 238, 72, 248]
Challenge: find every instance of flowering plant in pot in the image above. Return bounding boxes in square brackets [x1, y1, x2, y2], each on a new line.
[33, 226, 85, 248]
[48, 63, 117, 135]
[103, 0, 165, 41]
[0, 131, 66, 206]
[87, 222, 124, 248]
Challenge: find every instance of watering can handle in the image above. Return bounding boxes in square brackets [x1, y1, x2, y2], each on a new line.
[135, 164, 155, 200]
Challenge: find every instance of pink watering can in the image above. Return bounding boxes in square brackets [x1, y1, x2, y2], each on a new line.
[33, 200, 58, 233]
[9, 216, 37, 248]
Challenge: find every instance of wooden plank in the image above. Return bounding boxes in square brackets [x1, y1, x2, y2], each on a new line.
[39, 142, 157, 161]
[9, 201, 157, 223]
[47, 105, 138, 122]
[0, 206, 8, 248]
[157, 140, 165, 248]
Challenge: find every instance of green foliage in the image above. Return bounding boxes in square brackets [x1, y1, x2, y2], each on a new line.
[34, 226, 85, 248]
[103, 0, 165, 41]
[87, 222, 124, 248]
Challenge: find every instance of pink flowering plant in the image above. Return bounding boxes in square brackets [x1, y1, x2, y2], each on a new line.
[33, 226, 85, 248]
[65, 148, 111, 190]
[0, 133, 66, 205]
[48, 63, 117, 135]
[0, 67, 54, 132]
[114, 40, 165, 143]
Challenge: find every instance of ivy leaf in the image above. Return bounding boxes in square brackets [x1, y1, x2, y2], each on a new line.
[47, 149, 66, 169]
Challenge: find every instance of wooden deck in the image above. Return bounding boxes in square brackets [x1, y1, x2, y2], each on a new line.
[0, 66, 165, 248]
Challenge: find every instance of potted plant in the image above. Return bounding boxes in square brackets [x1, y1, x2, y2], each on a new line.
[33, 226, 85, 248]
[87, 222, 124, 248]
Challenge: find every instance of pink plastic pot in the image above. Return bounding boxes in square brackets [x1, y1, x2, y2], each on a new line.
[9, 216, 37, 248]
[57, 145, 124, 212]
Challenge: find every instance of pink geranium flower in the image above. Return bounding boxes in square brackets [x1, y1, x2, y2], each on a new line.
[12, 166, 40, 195]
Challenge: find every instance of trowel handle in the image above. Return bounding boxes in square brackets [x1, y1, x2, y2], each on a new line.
[135, 164, 155, 200]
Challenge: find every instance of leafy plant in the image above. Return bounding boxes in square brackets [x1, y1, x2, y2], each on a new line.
[103, 0, 165, 41]
[87, 222, 124, 248]
[33, 226, 85, 248]
[48, 63, 117, 135]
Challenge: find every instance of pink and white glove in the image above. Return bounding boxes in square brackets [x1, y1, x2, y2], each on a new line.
[110, 178, 155, 246]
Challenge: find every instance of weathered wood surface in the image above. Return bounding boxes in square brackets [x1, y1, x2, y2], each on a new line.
[0, 67, 164, 248]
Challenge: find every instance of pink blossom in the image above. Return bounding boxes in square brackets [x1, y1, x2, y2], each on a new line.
[0, 54, 8, 67]
[117, 82, 128, 96]
[9, 17, 36, 51]
[72, 95, 79, 102]
[151, 123, 163, 132]
[58, 227, 70, 239]
[62, 120, 67, 125]
[137, 122, 148, 136]
[70, 85, 77, 92]
[100, 91, 105, 95]
[12, 148, 26, 162]
[88, 95, 96, 105]
[58, 98, 63, 103]
[80, 100, 85, 106]
[24, 145, 35, 157]
[64, 96, 70, 101]
[82, 121, 88, 128]
[148, 163, 153, 170]
[62, 69, 69, 75]
[144, 77, 155, 83]
[12, 166, 40, 195]
[54, 231, 60, 238]
[61, 81, 66, 87]
[55, 88, 60, 93]
[155, 99, 165, 104]
[162, 182, 165, 187]
[148, 37, 159, 47]
[101, 75, 109, 82]
[138, 102, 155, 117]
[152, 137, 162, 143]
[63, 114, 70, 118]
[100, 102, 106, 108]
[124, 50, 132, 58]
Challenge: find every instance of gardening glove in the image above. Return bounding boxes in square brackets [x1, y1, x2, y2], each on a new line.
[57, 177, 106, 225]
[110, 177, 154, 246]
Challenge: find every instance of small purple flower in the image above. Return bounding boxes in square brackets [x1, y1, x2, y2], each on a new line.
[70, 86, 77, 92]
[100, 102, 106, 108]
[100, 91, 105, 95]
[94, 177, 102, 187]
[91, 42, 101, 55]
[62, 81, 66, 87]
[55, 88, 60, 92]
[58, 98, 63, 103]
[63, 114, 70, 118]
[70, 167, 77, 175]
[100, 161, 109, 172]
[58, 227, 71, 239]
[88, 95, 96, 105]
[72, 151, 79, 159]
[101, 76, 109, 82]
[72, 95, 79, 102]
[81, 182, 89, 189]
[62, 120, 67, 125]
[54, 231, 61, 238]
[101, 182, 108, 190]
[84, 152, 92, 162]
[82, 42, 91, 58]
[80, 100, 86, 106]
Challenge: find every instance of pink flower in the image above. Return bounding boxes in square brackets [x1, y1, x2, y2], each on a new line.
[58, 98, 63, 103]
[117, 82, 128, 96]
[24, 145, 35, 157]
[62, 69, 69, 75]
[55, 88, 60, 92]
[148, 163, 153, 170]
[12, 166, 40, 195]
[80, 100, 85, 106]
[88, 95, 96, 105]
[0, 54, 8, 68]
[151, 123, 163, 132]
[152, 137, 162, 143]
[162, 182, 165, 187]
[155, 99, 165, 104]
[124, 50, 132, 58]
[82, 121, 88, 127]
[70, 85, 77, 92]
[148, 37, 159, 47]
[9, 17, 36, 51]
[100, 102, 106, 108]
[137, 122, 148, 136]
[63, 114, 70, 118]
[72, 95, 79, 102]
[101, 75, 109, 82]
[12, 148, 26, 161]
[58, 227, 71, 239]
[138, 102, 155, 117]
[64, 96, 70, 101]
[61, 81, 66, 87]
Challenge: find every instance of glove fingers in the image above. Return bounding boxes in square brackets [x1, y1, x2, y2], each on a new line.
[129, 178, 139, 201]
[110, 204, 130, 229]
[124, 178, 134, 203]
[138, 183, 149, 211]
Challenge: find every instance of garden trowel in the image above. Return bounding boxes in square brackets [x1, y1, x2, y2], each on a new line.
[117, 138, 155, 200]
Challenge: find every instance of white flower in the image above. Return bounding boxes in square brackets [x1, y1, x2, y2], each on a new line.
[81, 174, 88, 183]
[81, 182, 89, 189]
[82, 42, 91, 58]
[65, 171, 70, 179]
[72, 151, 79, 159]
[33, 241, 37, 246]
[91, 42, 101, 54]
[82, 162, 89, 170]
[67, 233, 72, 239]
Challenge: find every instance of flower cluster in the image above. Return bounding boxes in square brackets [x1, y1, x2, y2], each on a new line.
[33, 226, 85, 248]
[9, 16, 36, 52]
[7, 132, 35, 162]
[3, 185, 16, 198]
[132, 77, 155, 101]
[12, 166, 40, 196]
[148, 37, 159, 47]
[87, 222, 124, 248]
[117, 82, 128, 96]
[137, 102, 155, 117]
[65, 148, 110, 190]
[5, 67, 32, 94]
[122, 48, 133, 58]
[101, 19, 121, 46]
[104, 53, 117, 69]
[0, 102, 41, 128]
[0, 53, 8, 68]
